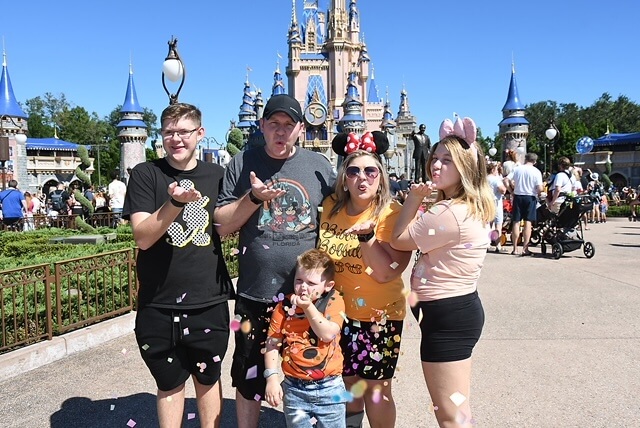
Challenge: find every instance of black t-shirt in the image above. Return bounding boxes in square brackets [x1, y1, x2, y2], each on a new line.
[123, 159, 232, 309]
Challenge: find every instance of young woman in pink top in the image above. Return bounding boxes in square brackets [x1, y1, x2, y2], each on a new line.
[391, 116, 495, 428]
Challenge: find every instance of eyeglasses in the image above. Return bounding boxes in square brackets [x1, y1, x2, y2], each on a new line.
[161, 128, 199, 140]
[345, 166, 380, 180]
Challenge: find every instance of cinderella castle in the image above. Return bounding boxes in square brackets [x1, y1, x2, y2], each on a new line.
[231, 0, 420, 175]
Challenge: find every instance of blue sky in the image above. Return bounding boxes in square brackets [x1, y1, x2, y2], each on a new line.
[3, 0, 638, 147]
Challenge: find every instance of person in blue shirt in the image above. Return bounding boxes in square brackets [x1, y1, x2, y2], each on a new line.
[0, 180, 27, 229]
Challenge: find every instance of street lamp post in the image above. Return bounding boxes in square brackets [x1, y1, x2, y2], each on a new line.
[545, 121, 558, 175]
[162, 37, 186, 105]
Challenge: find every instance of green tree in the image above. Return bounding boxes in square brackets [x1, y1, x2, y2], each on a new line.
[227, 128, 244, 156]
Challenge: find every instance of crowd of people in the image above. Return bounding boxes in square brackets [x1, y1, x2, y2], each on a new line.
[0, 172, 128, 231]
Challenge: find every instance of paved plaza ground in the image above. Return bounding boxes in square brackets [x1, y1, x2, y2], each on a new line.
[0, 217, 638, 427]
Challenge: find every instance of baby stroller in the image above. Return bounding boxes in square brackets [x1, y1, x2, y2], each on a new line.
[537, 195, 595, 259]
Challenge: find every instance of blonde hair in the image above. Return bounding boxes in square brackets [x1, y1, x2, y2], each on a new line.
[328, 151, 392, 219]
[427, 136, 495, 223]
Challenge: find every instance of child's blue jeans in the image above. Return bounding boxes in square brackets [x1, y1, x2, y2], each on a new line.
[282, 375, 347, 428]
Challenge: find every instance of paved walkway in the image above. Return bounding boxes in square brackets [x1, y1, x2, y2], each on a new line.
[1, 218, 638, 427]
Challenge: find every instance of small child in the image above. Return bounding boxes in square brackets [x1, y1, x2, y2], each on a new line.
[600, 193, 609, 223]
[264, 248, 347, 427]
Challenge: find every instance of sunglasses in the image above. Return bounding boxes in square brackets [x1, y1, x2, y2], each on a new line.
[345, 166, 380, 180]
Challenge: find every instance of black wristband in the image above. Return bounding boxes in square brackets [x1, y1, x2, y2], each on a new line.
[169, 198, 186, 208]
[357, 231, 375, 242]
[248, 191, 262, 205]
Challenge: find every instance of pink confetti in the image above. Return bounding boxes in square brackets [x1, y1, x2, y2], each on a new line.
[254, 394, 262, 401]
[213, 355, 221, 362]
[262, 244, 270, 249]
[183, 327, 190, 336]
[246, 365, 258, 379]
[230, 315, 242, 331]
[127, 420, 137, 427]
[188, 413, 196, 420]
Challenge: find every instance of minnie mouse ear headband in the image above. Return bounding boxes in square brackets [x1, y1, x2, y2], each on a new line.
[331, 131, 390, 157]
[439, 114, 478, 161]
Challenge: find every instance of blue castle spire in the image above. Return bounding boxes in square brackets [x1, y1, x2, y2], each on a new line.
[0, 50, 27, 119]
[117, 63, 146, 129]
[272, 59, 286, 96]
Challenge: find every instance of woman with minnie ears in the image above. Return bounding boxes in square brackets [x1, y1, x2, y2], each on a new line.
[318, 131, 412, 428]
[391, 115, 494, 427]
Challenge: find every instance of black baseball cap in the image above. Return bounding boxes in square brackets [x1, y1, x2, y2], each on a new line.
[263, 94, 303, 123]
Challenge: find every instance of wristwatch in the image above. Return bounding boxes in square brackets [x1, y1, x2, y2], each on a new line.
[169, 198, 186, 208]
[248, 191, 262, 205]
[357, 231, 375, 242]
[263, 368, 279, 379]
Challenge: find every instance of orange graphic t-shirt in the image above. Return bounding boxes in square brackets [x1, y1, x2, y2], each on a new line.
[268, 291, 345, 380]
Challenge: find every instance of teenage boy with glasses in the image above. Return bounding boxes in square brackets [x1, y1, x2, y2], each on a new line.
[123, 103, 233, 427]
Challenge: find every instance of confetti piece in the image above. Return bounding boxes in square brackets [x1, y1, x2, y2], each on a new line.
[370, 351, 383, 362]
[352, 320, 361, 328]
[407, 291, 418, 307]
[365, 266, 373, 275]
[241, 320, 252, 334]
[420, 277, 427, 284]
[464, 243, 473, 249]
[167, 357, 173, 363]
[121, 348, 127, 355]
[310, 416, 318, 425]
[197, 362, 207, 373]
[390, 261, 399, 269]
[183, 314, 188, 318]
[230, 315, 242, 332]
[417, 308, 423, 324]
[263, 244, 270, 249]
[428, 229, 436, 235]
[253, 394, 261, 401]
[371, 387, 382, 403]
[450, 391, 467, 407]
[213, 355, 221, 362]
[350, 379, 368, 398]
[127, 419, 136, 427]
[272, 292, 285, 303]
[110, 404, 115, 411]
[174, 316, 180, 322]
[183, 327, 190, 336]
[246, 365, 258, 379]
[141, 344, 149, 351]
[187, 413, 196, 420]
[243, 247, 247, 254]
[356, 298, 366, 307]
[204, 328, 211, 334]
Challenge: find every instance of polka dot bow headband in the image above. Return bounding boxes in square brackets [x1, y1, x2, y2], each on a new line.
[331, 131, 389, 157]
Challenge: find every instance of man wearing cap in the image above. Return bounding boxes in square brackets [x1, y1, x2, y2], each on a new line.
[215, 94, 336, 428]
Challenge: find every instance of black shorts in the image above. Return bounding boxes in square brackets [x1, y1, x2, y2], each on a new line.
[512, 194, 538, 222]
[135, 302, 230, 391]
[411, 291, 484, 363]
[340, 318, 404, 380]
[230, 296, 277, 401]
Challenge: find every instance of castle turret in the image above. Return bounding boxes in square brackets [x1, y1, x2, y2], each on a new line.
[117, 62, 148, 182]
[272, 59, 286, 96]
[339, 71, 365, 135]
[237, 74, 258, 144]
[498, 62, 529, 162]
[0, 49, 29, 189]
